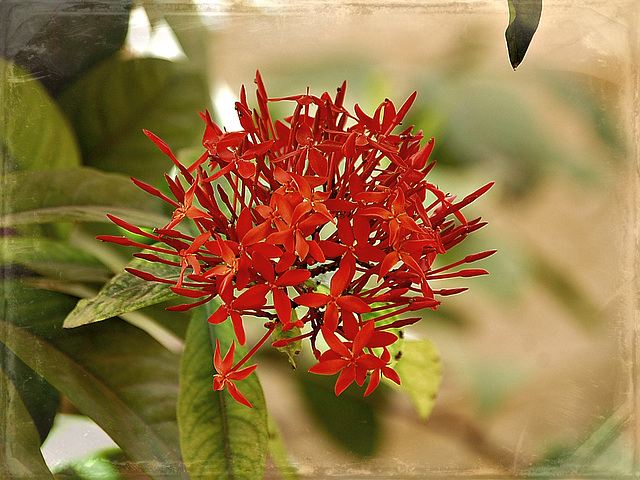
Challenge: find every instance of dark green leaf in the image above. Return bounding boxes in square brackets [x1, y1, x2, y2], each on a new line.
[0, 168, 168, 228]
[296, 371, 383, 457]
[0, 59, 81, 172]
[0, 342, 59, 445]
[58, 57, 211, 183]
[63, 254, 180, 329]
[0, 365, 54, 479]
[505, 0, 542, 69]
[177, 304, 268, 479]
[394, 340, 442, 421]
[0, 282, 189, 480]
[0, 0, 131, 95]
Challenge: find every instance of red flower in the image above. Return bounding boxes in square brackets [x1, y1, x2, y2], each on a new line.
[99, 71, 495, 405]
[295, 262, 371, 332]
[309, 320, 399, 396]
[245, 252, 310, 329]
[213, 339, 258, 408]
[207, 287, 266, 346]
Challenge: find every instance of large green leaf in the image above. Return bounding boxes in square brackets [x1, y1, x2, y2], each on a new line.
[505, 0, 542, 69]
[0, 365, 53, 479]
[64, 254, 180, 329]
[0, 282, 189, 480]
[0, 0, 131, 95]
[177, 305, 268, 479]
[394, 339, 442, 421]
[0, 342, 59, 445]
[0, 59, 80, 171]
[58, 56, 210, 183]
[0, 167, 168, 228]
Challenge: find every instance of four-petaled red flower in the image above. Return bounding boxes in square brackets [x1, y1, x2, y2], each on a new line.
[213, 339, 258, 408]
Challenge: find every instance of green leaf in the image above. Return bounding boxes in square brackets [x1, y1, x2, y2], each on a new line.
[63, 254, 180, 329]
[1, 0, 131, 95]
[0, 283, 189, 480]
[0, 342, 59, 445]
[0, 364, 54, 479]
[0, 59, 81, 171]
[505, 0, 542, 69]
[177, 304, 268, 479]
[296, 372, 383, 457]
[58, 57, 210, 183]
[394, 339, 442, 421]
[0, 167, 168, 228]
[0, 236, 111, 283]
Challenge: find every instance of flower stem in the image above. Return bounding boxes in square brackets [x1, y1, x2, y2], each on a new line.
[231, 321, 278, 372]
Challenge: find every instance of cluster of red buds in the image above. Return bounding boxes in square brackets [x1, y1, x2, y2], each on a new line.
[99, 71, 494, 407]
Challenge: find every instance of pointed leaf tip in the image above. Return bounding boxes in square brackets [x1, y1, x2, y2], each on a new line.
[505, 0, 542, 69]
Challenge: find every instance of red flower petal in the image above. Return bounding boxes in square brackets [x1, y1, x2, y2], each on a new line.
[336, 295, 371, 314]
[353, 320, 375, 355]
[324, 302, 340, 332]
[318, 240, 347, 258]
[309, 358, 348, 375]
[382, 366, 401, 385]
[295, 292, 330, 308]
[273, 288, 292, 324]
[207, 306, 229, 325]
[226, 380, 253, 408]
[253, 252, 275, 283]
[230, 311, 246, 346]
[276, 268, 310, 286]
[368, 331, 397, 348]
[308, 148, 328, 177]
[307, 239, 326, 264]
[330, 264, 352, 297]
[235, 287, 268, 310]
[229, 363, 258, 381]
[322, 326, 351, 358]
[242, 220, 273, 246]
[337, 216, 354, 245]
[379, 251, 400, 278]
[335, 365, 356, 396]
[237, 160, 256, 179]
[364, 369, 381, 396]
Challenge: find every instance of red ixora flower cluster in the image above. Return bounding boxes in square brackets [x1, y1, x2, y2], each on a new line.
[99, 71, 495, 407]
